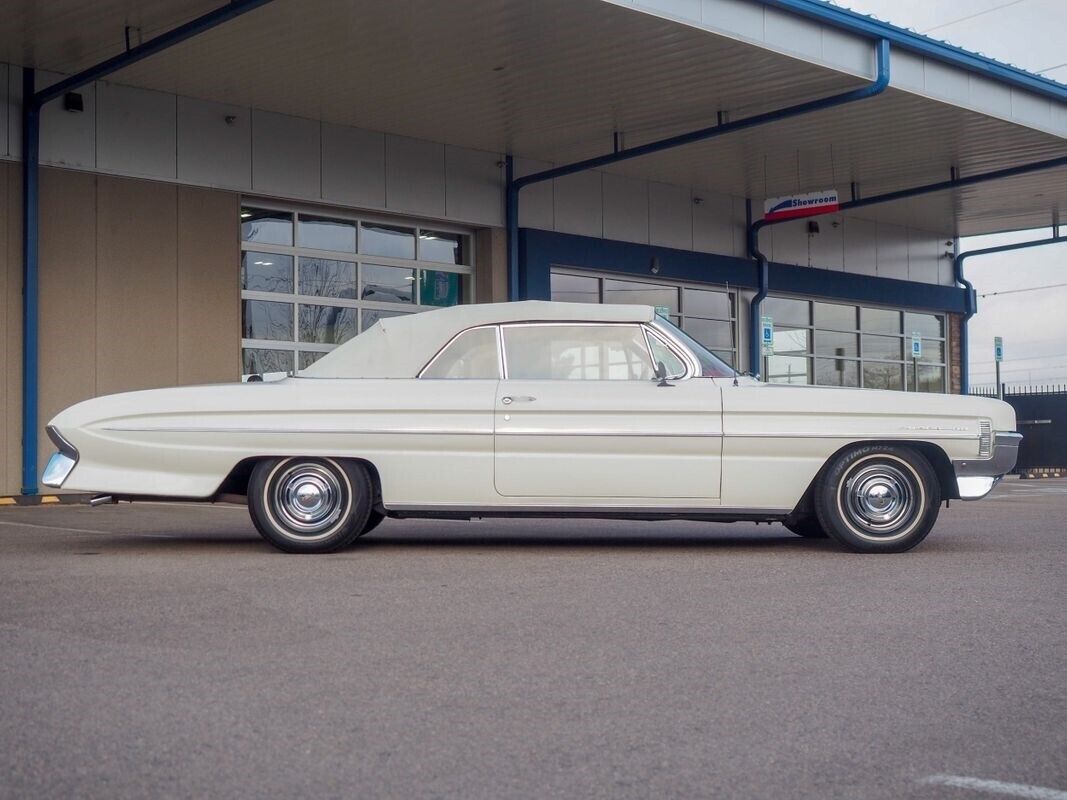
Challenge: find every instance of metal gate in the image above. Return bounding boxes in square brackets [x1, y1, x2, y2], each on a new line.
[972, 385, 1067, 472]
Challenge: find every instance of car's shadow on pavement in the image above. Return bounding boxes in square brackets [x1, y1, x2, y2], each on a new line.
[32, 526, 837, 554]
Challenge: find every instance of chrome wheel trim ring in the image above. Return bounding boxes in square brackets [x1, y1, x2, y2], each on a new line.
[836, 454, 925, 543]
[264, 458, 352, 542]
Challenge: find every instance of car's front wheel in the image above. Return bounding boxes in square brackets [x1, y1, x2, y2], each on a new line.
[814, 444, 940, 553]
[248, 457, 373, 553]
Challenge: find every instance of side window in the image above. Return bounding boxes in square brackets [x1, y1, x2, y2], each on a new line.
[646, 331, 687, 378]
[421, 327, 500, 379]
[502, 325, 655, 380]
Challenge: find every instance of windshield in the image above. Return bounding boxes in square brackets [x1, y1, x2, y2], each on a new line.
[652, 317, 737, 378]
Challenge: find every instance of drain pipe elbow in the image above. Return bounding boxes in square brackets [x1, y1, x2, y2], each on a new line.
[747, 219, 770, 379]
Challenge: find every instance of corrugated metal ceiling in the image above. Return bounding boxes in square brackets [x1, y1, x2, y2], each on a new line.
[2, 0, 1064, 236]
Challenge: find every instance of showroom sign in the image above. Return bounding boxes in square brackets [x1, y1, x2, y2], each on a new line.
[763, 190, 840, 221]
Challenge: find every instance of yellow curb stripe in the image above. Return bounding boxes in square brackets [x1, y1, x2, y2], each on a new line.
[40, 496, 60, 504]
[0, 497, 16, 505]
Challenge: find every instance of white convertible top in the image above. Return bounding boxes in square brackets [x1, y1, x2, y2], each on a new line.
[298, 300, 655, 378]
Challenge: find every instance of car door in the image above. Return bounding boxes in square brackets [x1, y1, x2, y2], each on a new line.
[493, 322, 722, 500]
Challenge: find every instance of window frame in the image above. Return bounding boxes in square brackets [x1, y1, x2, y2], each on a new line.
[549, 268, 738, 368]
[418, 325, 505, 380]
[241, 199, 475, 378]
[762, 294, 948, 392]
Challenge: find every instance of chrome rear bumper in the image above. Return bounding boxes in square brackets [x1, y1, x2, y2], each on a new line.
[952, 432, 1022, 500]
[41, 426, 79, 489]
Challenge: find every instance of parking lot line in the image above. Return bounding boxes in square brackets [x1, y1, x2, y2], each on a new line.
[922, 775, 1067, 799]
[0, 519, 112, 536]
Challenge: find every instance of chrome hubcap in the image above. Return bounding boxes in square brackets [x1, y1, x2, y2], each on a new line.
[843, 463, 916, 537]
[272, 463, 345, 536]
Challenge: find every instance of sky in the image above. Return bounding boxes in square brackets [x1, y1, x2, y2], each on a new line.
[839, 0, 1066, 388]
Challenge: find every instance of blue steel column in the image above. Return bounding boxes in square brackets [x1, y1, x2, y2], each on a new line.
[21, 69, 39, 495]
[954, 234, 1065, 394]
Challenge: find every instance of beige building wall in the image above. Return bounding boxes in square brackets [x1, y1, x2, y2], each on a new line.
[1, 166, 239, 495]
[1, 162, 23, 496]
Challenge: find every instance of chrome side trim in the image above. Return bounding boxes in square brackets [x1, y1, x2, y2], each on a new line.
[725, 431, 980, 440]
[497, 430, 722, 438]
[101, 427, 492, 435]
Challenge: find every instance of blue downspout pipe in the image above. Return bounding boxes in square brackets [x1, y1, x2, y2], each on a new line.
[504, 38, 892, 302]
[954, 234, 1066, 394]
[505, 156, 519, 301]
[19, 0, 274, 495]
[748, 156, 1067, 387]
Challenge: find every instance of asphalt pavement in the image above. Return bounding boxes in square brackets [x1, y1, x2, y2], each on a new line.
[0, 480, 1065, 799]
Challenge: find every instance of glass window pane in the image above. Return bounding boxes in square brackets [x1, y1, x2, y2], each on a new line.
[863, 362, 904, 391]
[361, 264, 415, 304]
[815, 357, 859, 387]
[683, 288, 732, 319]
[919, 340, 945, 364]
[765, 355, 812, 385]
[298, 215, 356, 253]
[815, 330, 859, 358]
[298, 351, 327, 370]
[361, 223, 415, 259]
[814, 302, 857, 330]
[773, 327, 810, 355]
[713, 351, 735, 368]
[862, 334, 903, 360]
[648, 334, 687, 378]
[299, 304, 357, 344]
[242, 251, 293, 293]
[420, 270, 465, 307]
[419, 230, 466, 264]
[905, 312, 944, 339]
[241, 207, 292, 246]
[503, 325, 654, 381]
[602, 279, 678, 313]
[242, 348, 293, 379]
[551, 272, 599, 304]
[298, 258, 355, 298]
[421, 327, 499, 379]
[682, 317, 734, 351]
[764, 297, 809, 327]
[862, 307, 901, 334]
[242, 300, 293, 341]
[362, 308, 409, 332]
[917, 365, 946, 393]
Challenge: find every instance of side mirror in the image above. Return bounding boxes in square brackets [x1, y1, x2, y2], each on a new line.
[655, 361, 674, 387]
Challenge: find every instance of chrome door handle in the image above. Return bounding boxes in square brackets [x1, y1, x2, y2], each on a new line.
[501, 395, 536, 404]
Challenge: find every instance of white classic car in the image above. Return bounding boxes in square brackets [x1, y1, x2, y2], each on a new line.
[43, 301, 1019, 554]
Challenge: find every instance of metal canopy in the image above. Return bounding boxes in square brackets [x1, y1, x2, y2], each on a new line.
[2, 0, 1064, 237]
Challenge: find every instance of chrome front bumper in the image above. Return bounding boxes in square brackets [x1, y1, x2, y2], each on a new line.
[952, 431, 1022, 500]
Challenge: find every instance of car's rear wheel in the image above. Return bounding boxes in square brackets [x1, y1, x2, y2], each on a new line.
[814, 444, 940, 554]
[784, 515, 828, 539]
[248, 457, 373, 553]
